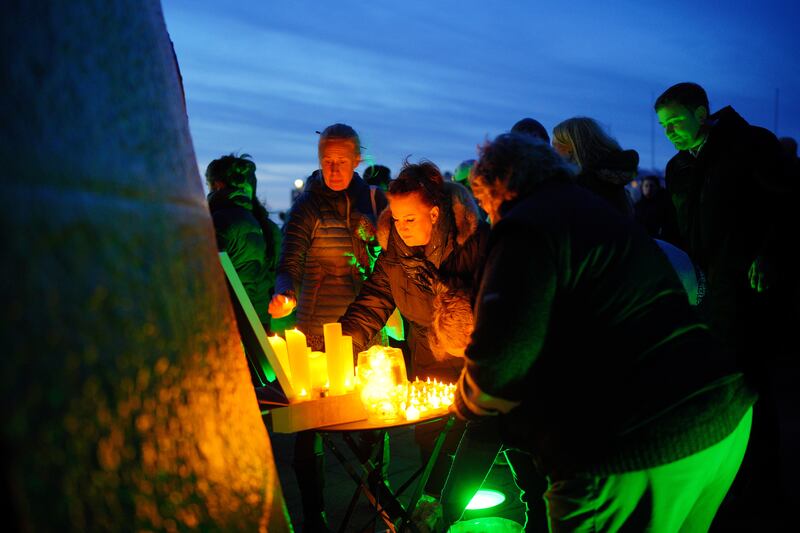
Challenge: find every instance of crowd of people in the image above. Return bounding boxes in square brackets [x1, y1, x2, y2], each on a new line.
[209, 82, 798, 532]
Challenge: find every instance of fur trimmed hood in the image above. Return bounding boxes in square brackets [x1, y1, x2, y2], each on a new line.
[376, 181, 481, 250]
[586, 149, 639, 186]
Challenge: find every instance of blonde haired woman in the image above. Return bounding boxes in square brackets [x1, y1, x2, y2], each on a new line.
[552, 117, 639, 216]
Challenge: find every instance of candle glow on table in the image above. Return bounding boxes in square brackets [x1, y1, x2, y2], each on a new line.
[402, 377, 456, 421]
[355, 346, 457, 422]
[356, 346, 408, 422]
[285, 329, 311, 399]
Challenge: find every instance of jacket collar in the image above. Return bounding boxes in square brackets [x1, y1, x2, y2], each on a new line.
[696, 105, 748, 160]
[207, 186, 252, 212]
[583, 149, 639, 186]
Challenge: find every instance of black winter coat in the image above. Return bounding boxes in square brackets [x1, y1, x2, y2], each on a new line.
[664, 106, 797, 354]
[340, 182, 489, 381]
[455, 181, 755, 478]
[634, 188, 679, 243]
[275, 172, 386, 336]
[208, 187, 278, 324]
[575, 149, 639, 217]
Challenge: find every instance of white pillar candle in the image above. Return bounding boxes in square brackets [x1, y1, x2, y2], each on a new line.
[267, 335, 291, 381]
[285, 328, 311, 400]
[324, 323, 347, 395]
[341, 335, 355, 391]
[309, 351, 328, 390]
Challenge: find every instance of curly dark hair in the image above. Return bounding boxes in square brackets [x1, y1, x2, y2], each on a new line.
[205, 153, 256, 188]
[388, 159, 446, 207]
[474, 133, 573, 198]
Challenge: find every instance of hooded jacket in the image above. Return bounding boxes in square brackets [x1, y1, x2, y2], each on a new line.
[340, 181, 489, 380]
[576, 149, 639, 217]
[275, 172, 386, 336]
[208, 187, 276, 324]
[453, 181, 755, 478]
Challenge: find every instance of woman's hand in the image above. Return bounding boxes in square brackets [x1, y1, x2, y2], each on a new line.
[268, 293, 297, 318]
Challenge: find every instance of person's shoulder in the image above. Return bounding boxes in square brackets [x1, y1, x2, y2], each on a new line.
[665, 150, 691, 168]
[288, 189, 318, 215]
[746, 123, 781, 148]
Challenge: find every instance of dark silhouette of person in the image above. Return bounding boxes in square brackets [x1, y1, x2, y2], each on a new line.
[455, 132, 755, 531]
[633, 175, 680, 243]
[206, 154, 281, 334]
[553, 117, 638, 217]
[511, 117, 551, 144]
[363, 163, 392, 192]
[655, 82, 798, 528]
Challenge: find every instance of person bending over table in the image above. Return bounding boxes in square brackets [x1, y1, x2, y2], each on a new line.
[452, 132, 755, 532]
[340, 160, 490, 497]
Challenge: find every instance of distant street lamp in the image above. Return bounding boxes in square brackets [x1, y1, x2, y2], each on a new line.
[291, 178, 305, 203]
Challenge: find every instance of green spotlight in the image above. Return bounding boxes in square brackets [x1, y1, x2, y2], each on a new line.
[465, 489, 506, 510]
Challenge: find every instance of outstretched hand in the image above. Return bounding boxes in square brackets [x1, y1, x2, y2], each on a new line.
[268, 293, 297, 318]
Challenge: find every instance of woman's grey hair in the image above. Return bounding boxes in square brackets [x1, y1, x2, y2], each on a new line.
[318, 123, 362, 156]
[474, 133, 574, 198]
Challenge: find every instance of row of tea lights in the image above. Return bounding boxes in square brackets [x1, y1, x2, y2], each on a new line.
[268, 325, 456, 422]
[355, 345, 456, 422]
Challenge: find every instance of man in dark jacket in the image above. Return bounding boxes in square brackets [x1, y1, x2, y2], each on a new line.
[454, 133, 755, 531]
[655, 81, 797, 528]
[655, 82, 795, 360]
[268, 124, 386, 533]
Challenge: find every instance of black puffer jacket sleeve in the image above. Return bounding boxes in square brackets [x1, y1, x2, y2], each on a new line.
[339, 253, 397, 352]
[274, 196, 314, 296]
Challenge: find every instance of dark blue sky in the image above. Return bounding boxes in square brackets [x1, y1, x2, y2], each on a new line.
[163, 0, 799, 213]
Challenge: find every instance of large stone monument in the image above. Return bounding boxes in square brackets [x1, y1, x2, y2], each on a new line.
[0, 1, 290, 530]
